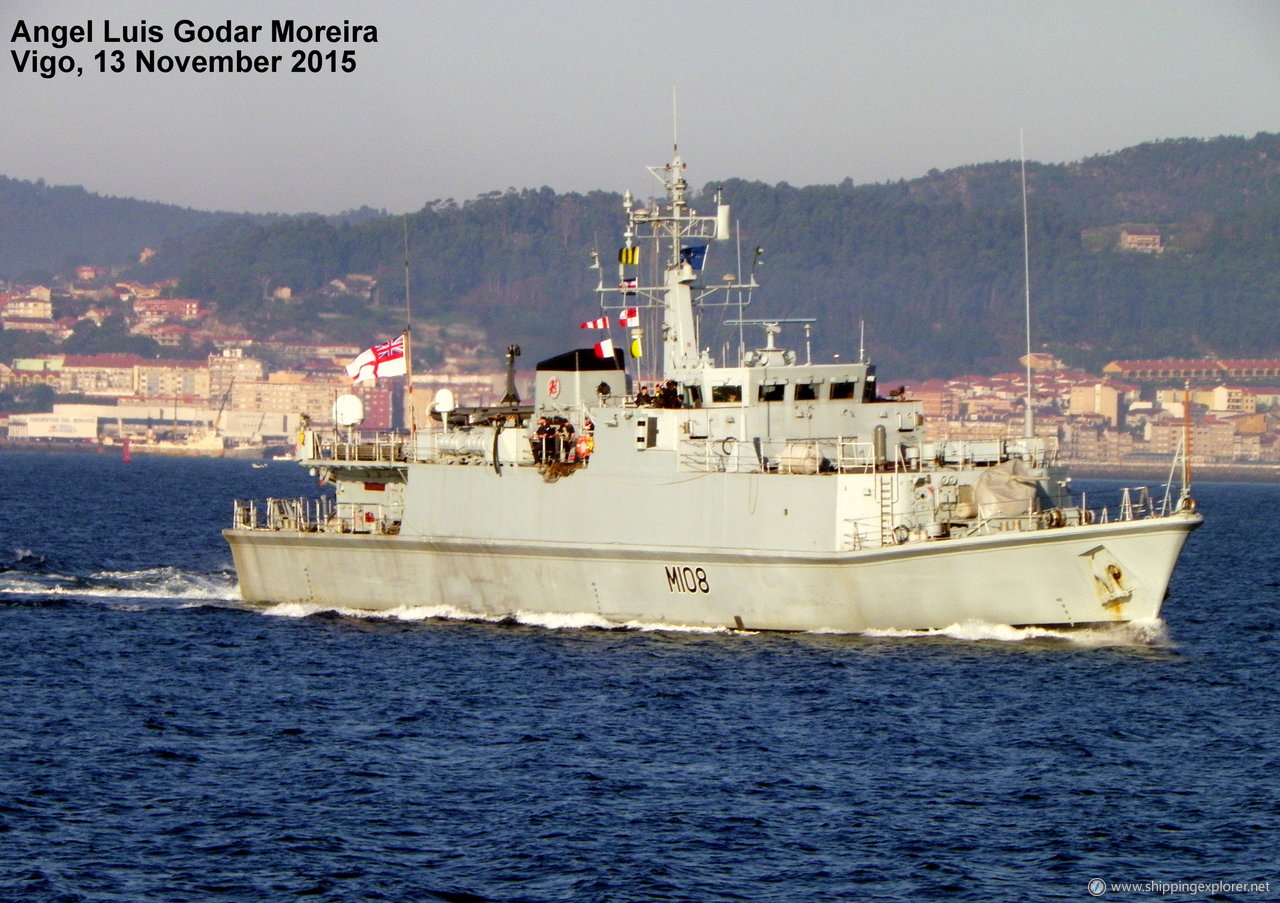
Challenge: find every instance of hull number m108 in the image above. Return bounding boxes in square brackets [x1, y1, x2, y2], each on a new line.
[666, 566, 710, 594]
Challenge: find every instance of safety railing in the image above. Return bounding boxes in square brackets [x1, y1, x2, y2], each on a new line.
[231, 497, 401, 535]
[676, 435, 1065, 476]
[677, 437, 898, 475]
[306, 431, 409, 463]
[840, 483, 1173, 552]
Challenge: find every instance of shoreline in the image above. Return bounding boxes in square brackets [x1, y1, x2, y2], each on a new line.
[0, 439, 272, 459]
[1066, 461, 1280, 484]
[0, 439, 1275, 481]
[0, 439, 112, 455]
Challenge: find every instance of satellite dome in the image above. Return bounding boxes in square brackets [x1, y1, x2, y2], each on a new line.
[332, 394, 365, 427]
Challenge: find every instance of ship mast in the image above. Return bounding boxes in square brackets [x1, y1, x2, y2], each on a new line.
[1020, 131, 1034, 440]
[651, 152, 701, 372]
[403, 215, 417, 432]
[608, 149, 737, 378]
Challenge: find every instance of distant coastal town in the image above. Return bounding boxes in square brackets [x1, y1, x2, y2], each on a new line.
[902, 356, 1280, 480]
[2, 265, 1278, 477]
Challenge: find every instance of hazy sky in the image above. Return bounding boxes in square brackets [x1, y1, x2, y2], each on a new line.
[3, 0, 1277, 215]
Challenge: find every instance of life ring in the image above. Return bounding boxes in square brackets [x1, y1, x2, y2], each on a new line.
[575, 435, 593, 458]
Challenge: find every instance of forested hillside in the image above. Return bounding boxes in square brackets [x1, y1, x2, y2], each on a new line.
[0, 177, 265, 277]
[5, 132, 1279, 377]
[716, 139, 1280, 375]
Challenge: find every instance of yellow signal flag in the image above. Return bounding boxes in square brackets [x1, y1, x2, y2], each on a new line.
[630, 338, 643, 359]
[618, 246, 639, 266]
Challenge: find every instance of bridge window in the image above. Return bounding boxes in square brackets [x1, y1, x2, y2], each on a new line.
[758, 383, 785, 402]
[712, 385, 742, 403]
[830, 380, 856, 400]
[795, 382, 819, 401]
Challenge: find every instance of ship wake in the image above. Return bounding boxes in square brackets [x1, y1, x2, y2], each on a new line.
[0, 552, 239, 608]
[855, 618, 1171, 648]
[251, 601, 1168, 647]
[257, 601, 735, 634]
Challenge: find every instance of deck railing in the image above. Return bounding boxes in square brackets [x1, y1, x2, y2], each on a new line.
[839, 482, 1178, 551]
[677, 435, 1059, 476]
[306, 430, 409, 463]
[678, 437, 897, 474]
[231, 497, 401, 535]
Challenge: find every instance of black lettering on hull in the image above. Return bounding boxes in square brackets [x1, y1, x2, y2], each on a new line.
[664, 565, 710, 594]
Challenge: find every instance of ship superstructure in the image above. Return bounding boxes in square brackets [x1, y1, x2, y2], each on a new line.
[225, 147, 1201, 632]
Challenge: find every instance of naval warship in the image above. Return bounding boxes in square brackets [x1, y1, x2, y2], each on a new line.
[225, 147, 1202, 632]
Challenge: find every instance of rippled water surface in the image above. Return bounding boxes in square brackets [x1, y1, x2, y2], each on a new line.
[0, 453, 1276, 902]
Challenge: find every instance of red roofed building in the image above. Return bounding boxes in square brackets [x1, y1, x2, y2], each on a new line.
[1145, 416, 1238, 462]
[134, 359, 210, 399]
[904, 379, 957, 419]
[136, 323, 205, 347]
[60, 354, 145, 396]
[1104, 359, 1280, 381]
[3, 295, 53, 320]
[132, 297, 207, 324]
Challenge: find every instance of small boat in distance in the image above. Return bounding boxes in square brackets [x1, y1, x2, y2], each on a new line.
[225, 143, 1201, 632]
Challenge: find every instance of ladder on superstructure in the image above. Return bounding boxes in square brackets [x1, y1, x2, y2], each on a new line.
[878, 474, 895, 548]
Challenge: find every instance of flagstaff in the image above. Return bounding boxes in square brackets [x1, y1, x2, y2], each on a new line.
[403, 215, 416, 432]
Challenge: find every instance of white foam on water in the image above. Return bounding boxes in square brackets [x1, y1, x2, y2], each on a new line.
[0, 575, 58, 594]
[256, 600, 733, 634]
[513, 609, 732, 634]
[853, 618, 1169, 647]
[249, 602, 1162, 645]
[0, 566, 239, 603]
[259, 601, 504, 622]
[89, 567, 239, 601]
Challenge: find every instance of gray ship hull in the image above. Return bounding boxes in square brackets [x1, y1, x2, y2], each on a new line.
[225, 144, 1203, 634]
[225, 511, 1199, 632]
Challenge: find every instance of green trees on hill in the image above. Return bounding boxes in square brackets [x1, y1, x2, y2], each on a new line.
[5, 132, 1279, 377]
[664, 167, 1280, 376]
[160, 133, 1280, 375]
[0, 176, 247, 277]
[169, 188, 623, 355]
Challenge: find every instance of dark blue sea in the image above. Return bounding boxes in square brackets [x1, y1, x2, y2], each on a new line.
[0, 452, 1276, 903]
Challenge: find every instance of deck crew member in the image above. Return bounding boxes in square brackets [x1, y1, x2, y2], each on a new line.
[532, 416, 556, 463]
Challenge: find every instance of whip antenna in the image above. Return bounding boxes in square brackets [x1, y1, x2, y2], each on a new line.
[1020, 130, 1034, 441]
[403, 214, 416, 432]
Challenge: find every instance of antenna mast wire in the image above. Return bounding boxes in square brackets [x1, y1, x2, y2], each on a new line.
[403, 214, 416, 432]
[1020, 130, 1034, 441]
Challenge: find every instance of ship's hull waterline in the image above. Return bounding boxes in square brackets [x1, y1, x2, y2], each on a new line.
[225, 144, 1202, 633]
[225, 512, 1200, 632]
